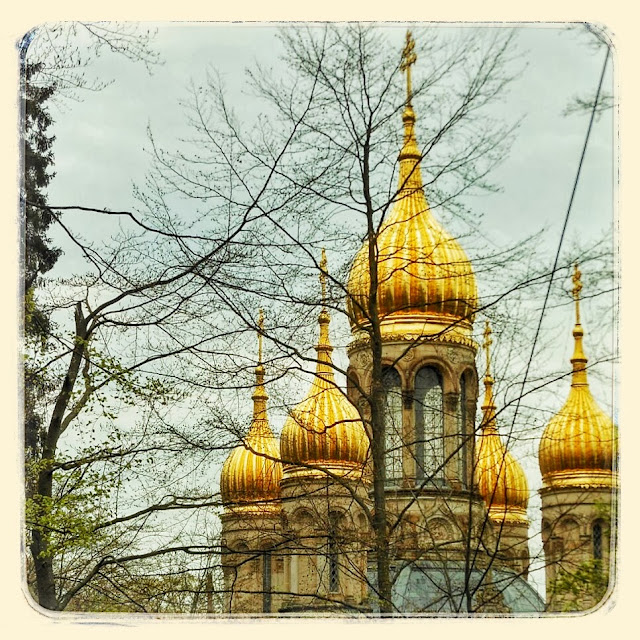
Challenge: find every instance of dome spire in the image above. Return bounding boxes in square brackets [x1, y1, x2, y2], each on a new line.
[538, 266, 617, 489]
[250, 309, 269, 431]
[220, 309, 282, 506]
[280, 251, 369, 478]
[570, 263, 588, 387]
[345, 30, 477, 342]
[398, 30, 423, 191]
[475, 319, 529, 522]
[317, 249, 334, 379]
[481, 320, 498, 431]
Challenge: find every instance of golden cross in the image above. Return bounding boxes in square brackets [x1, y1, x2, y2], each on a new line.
[483, 320, 493, 375]
[320, 248, 328, 305]
[257, 308, 264, 364]
[571, 263, 582, 300]
[571, 263, 582, 325]
[400, 30, 417, 106]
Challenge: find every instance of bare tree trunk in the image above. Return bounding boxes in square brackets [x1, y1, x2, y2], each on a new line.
[206, 572, 214, 613]
[30, 528, 58, 609]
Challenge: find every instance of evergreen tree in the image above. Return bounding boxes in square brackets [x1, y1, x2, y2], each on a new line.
[22, 59, 60, 338]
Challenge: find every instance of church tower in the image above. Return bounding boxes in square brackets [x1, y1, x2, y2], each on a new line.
[345, 31, 487, 569]
[279, 251, 371, 612]
[475, 321, 530, 578]
[219, 311, 285, 613]
[538, 265, 618, 611]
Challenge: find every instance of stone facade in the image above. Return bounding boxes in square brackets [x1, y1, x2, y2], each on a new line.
[220, 507, 286, 614]
[347, 336, 478, 493]
[279, 475, 370, 612]
[540, 485, 616, 611]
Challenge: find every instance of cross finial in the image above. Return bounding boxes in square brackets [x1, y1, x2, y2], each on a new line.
[571, 263, 582, 325]
[483, 320, 493, 376]
[257, 308, 264, 365]
[400, 30, 417, 106]
[319, 248, 328, 307]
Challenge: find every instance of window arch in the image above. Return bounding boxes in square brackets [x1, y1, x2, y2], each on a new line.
[328, 511, 340, 593]
[458, 374, 468, 487]
[593, 521, 603, 560]
[262, 549, 272, 612]
[414, 366, 443, 483]
[382, 367, 403, 485]
[346, 369, 360, 405]
[557, 517, 581, 555]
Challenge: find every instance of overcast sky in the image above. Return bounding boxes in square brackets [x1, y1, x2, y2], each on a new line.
[42, 23, 613, 243]
[39, 21, 615, 397]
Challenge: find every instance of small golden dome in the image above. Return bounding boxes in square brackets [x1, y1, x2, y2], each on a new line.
[281, 252, 370, 479]
[220, 312, 282, 508]
[475, 322, 529, 524]
[347, 33, 477, 340]
[539, 266, 618, 489]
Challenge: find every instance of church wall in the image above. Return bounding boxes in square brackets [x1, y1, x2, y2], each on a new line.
[540, 485, 616, 611]
[278, 474, 371, 612]
[346, 334, 516, 573]
[220, 508, 286, 614]
[347, 335, 478, 491]
[487, 519, 531, 578]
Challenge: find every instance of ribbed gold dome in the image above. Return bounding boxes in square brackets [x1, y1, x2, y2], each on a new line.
[475, 322, 529, 524]
[539, 266, 618, 489]
[281, 253, 370, 479]
[347, 35, 477, 340]
[220, 313, 282, 508]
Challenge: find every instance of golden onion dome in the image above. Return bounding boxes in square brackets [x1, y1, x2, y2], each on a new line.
[539, 265, 618, 490]
[475, 321, 529, 524]
[220, 311, 282, 508]
[281, 251, 370, 479]
[346, 32, 477, 341]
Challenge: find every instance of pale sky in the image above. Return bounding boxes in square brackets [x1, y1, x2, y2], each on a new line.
[39, 22, 616, 410]
[44, 24, 614, 246]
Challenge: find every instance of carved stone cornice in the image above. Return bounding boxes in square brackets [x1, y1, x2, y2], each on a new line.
[348, 329, 477, 356]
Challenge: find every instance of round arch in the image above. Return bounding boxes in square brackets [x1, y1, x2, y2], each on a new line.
[414, 365, 444, 484]
[406, 357, 455, 395]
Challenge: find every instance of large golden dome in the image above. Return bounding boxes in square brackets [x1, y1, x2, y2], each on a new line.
[220, 313, 282, 508]
[281, 253, 370, 479]
[346, 35, 477, 341]
[475, 322, 529, 524]
[539, 266, 618, 489]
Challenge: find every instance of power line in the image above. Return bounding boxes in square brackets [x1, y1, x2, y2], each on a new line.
[510, 44, 611, 434]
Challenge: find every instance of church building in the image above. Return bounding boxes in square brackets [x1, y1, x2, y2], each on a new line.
[218, 32, 617, 615]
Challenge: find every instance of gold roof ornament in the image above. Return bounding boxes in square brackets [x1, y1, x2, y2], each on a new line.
[539, 265, 618, 489]
[220, 310, 282, 508]
[475, 321, 529, 524]
[281, 251, 370, 478]
[347, 30, 477, 343]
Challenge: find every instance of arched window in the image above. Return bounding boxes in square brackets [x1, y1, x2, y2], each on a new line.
[414, 366, 443, 483]
[593, 521, 603, 560]
[328, 512, 340, 593]
[382, 367, 403, 485]
[290, 553, 299, 594]
[262, 549, 272, 613]
[458, 375, 467, 487]
[558, 517, 580, 556]
[346, 369, 360, 406]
